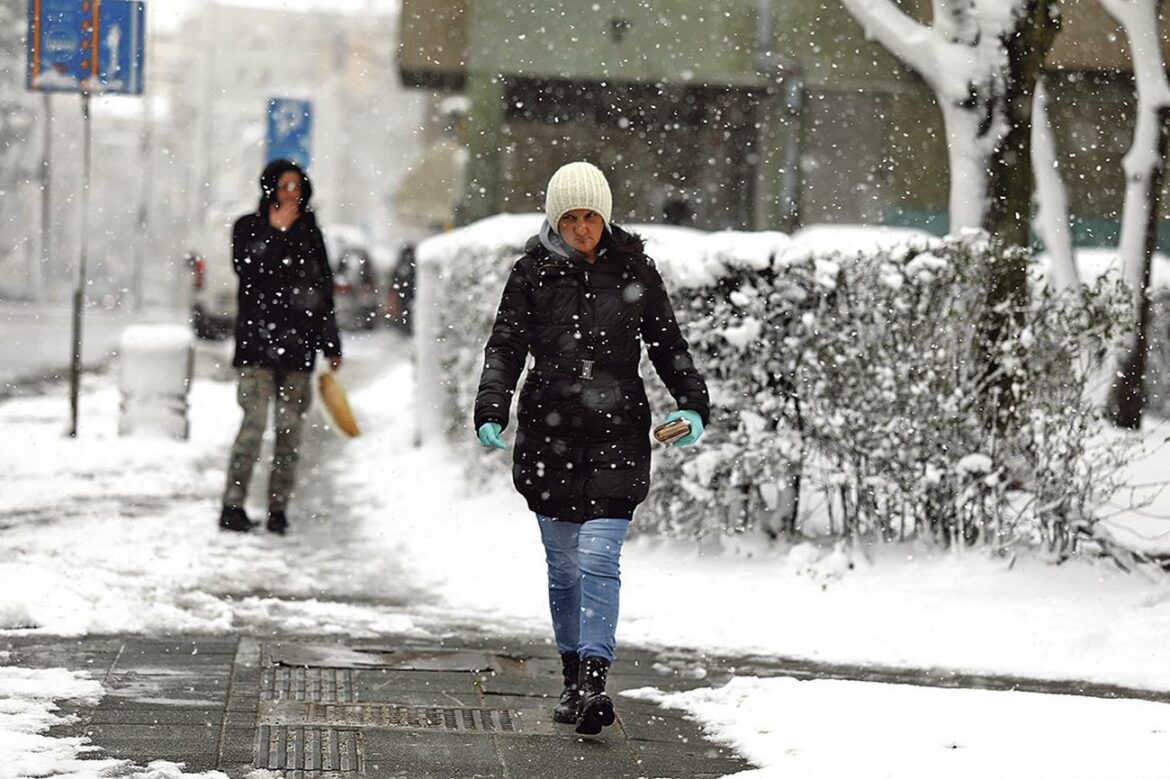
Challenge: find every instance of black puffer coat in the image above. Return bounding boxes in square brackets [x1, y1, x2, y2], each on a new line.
[231, 160, 342, 371]
[474, 223, 709, 523]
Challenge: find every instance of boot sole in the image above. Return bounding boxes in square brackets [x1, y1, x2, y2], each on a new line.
[552, 707, 578, 724]
[574, 694, 614, 735]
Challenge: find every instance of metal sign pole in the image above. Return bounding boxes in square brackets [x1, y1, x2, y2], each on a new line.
[69, 92, 92, 438]
[132, 103, 150, 311]
[38, 92, 52, 302]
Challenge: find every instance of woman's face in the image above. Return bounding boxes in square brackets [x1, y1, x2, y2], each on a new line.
[558, 209, 604, 259]
[275, 171, 302, 210]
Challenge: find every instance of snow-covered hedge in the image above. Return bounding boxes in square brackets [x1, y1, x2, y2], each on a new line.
[417, 216, 1135, 555]
[657, 231, 1135, 555]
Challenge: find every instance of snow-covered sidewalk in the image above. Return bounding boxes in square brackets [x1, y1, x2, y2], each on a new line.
[3, 339, 1170, 777]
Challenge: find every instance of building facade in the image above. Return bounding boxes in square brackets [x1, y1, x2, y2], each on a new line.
[399, 0, 1170, 248]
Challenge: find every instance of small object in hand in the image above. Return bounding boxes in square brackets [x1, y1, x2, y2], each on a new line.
[653, 417, 691, 444]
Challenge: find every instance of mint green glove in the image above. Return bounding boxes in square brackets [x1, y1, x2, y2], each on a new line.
[662, 409, 704, 447]
[477, 422, 506, 450]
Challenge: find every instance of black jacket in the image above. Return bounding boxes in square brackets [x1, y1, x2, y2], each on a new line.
[474, 223, 709, 523]
[231, 160, 342, 371]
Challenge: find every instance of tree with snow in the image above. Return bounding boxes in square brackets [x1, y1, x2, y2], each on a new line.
[1101, 0, 1170, 429]
[1031, 76, 1078, 290]
[840, 0, 1061, 307]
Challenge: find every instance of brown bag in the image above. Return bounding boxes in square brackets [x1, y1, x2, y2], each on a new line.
[318, 370, 360, 437]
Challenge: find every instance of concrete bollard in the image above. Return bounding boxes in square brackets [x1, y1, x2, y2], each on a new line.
[118, 324, 194, 440]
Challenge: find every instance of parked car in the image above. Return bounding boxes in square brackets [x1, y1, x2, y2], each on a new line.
[332, 244, 380, 330]
[385, 243, 416, 333]
[188, 206, 243, 340]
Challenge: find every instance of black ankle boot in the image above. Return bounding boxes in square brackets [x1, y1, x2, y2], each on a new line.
[575, 656, 615, 735]
[552, 652, 580, 724]
[219, 505, 254, 532]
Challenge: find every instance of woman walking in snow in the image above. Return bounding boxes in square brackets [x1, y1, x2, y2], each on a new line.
[219, 159, 343, 535]
[474, 161, 709, 735]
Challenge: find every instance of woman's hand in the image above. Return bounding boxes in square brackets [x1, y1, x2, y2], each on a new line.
[268, 202, 300, 231]
[478, 422, 506, 450]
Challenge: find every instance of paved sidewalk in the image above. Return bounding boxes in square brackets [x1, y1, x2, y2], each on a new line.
[8, 630, 1170, 778]
[5, 633, 752, 778]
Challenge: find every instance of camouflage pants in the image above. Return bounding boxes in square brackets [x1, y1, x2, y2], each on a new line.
[223, 367, 312, 511]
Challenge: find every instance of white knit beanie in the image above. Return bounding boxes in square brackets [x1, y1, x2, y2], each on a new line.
[544, 161, 613, 229]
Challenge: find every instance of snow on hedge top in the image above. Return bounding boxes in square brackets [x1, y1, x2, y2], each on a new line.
[417, 214, 935, 288]
[1033, 248, 1170, 288]
[416, 214, 541, 268]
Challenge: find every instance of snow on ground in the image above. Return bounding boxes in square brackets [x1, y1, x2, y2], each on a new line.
[3, 330, 1170, 776]
[0, 666, 122, 779]
[627, 676, 1170, 779]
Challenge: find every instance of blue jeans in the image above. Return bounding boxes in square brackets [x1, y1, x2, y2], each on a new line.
[536, 514, 630, 663]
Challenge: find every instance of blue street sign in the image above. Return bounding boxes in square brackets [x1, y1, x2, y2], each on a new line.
[266, 98, 313, 170]
[27, 0, 98, 92]
[27, 0, 145, 94]
[97, 1, 145, 95]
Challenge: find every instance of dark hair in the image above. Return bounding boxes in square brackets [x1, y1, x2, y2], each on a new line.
[604, 228, 660, 288]
[258, 158, 314, 213]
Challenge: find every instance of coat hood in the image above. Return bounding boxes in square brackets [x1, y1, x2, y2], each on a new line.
[535, 221, 644, 265]
[258, 158, 314, 213]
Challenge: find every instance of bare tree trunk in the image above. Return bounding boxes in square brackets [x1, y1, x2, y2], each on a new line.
[986, 0, 1061, 310]
[1110, 120, 1169, 428]
[1100, 0, 1170, 429]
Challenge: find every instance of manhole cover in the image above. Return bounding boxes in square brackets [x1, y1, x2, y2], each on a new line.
[260, 700, 519, 733]
[296, 702, 516, 732]
[262, 666, 355, 702]
[255, 725, 360, 773]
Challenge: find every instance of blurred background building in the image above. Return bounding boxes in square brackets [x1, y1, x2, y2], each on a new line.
[2, 0, 1168, 308]
[398, 0, 1170, 251]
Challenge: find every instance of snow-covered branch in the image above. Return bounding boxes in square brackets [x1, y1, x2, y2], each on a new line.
[1100, 0, 1170, 192]
[931, 0, 980, 42]
[841, 0, 1058, 249]
[839, 0, 938, 85]
[1098, 0, 1170, 102]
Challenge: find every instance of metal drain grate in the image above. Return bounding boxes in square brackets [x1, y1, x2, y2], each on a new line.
[255, 725, 360, 772]
[302, 702, 516, 732]
[261, 666, 355, 702]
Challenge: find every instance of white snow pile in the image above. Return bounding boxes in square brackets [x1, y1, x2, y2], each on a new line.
[0, 666, 122, 778]
[625, 675, 1170, 778]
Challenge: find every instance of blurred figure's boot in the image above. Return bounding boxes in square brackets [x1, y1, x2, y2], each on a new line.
[552, 652, 581, 724]
[266, 509, 289, 535]
[219, 505, 254, 532]
[575, 656, 615, 735]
